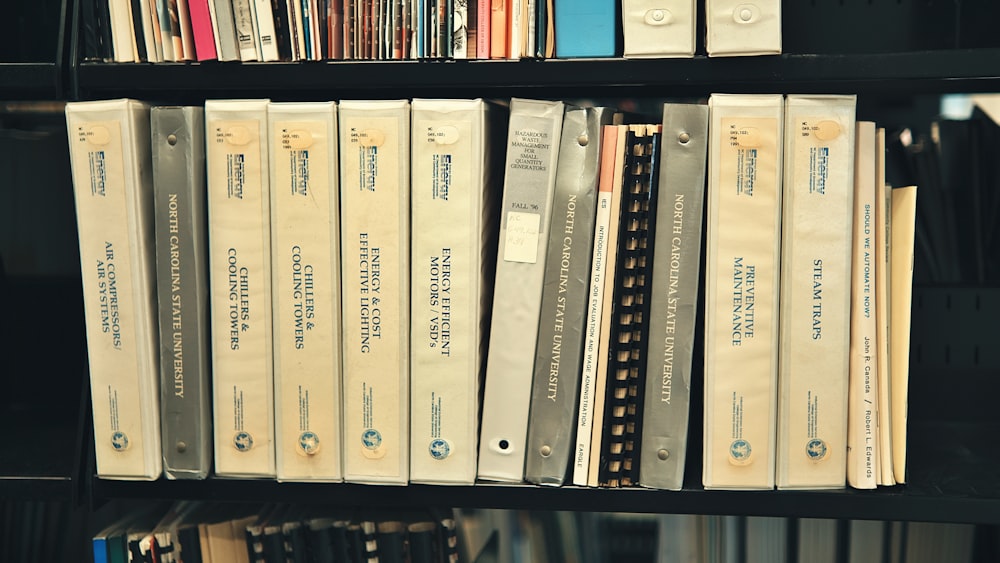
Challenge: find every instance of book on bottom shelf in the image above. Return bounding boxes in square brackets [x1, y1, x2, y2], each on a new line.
[890, 184, 918, 485]
[524, 104, 614, 486]
[409, 98, 503, 485]
[639, 102, 709, 491]
[574, 123, 627, 487]
[66, 98, 162, 480]
[150, 105, 212, 480]
[703, 93, 784, 490]
[205, 98, 276, 478]
[268, 101, 344, 482]
[776, 94, 857, 490]
[847, 121, 879, 490]
[581, 123, 629, 487]
[339, 99, 411, 485]
[478, 97, 565, 483]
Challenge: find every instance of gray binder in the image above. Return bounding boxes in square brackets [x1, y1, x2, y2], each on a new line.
[151, 106, 212, 479]
[524, 105, 614, 486]
[639, 103, 709, 490]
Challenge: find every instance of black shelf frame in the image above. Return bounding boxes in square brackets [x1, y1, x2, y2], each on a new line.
[0, 0, 72, 100]
[74, 48, 1000, 100]
[90, 478, 1000, 525]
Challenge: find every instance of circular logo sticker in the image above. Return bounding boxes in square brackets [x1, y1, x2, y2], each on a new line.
[362, 429, 382, 450]
[298, 431, 320, 455]
[429, 439, 451, 460]
[111, 431, 129, 451]
[234, 431, 254, 452]
[806, 438, 828, 461]
[729, 439, 752, 465]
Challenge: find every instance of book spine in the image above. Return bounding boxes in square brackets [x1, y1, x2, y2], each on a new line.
[572, 124, 621, 486]
[705, 0, 781, 56]
[847, 121, 878, 490]
[703, 94, 783, 490]
[212, 0, 242, 59]
[475, 0, 488, 58]
[253, 0, 281, 59]
[489, 0, 505, 58]
[478, 98, 565, 482]
[597, 125, 655, 488]
[66, 99, 161, 479]
[777, 94, 857, 490]
[177, 0, 198, 59]
[451, 0, 465, 57]
[621, 125, 661, 487]
[890, 185, 917, 484]
[133, 0, 155, 61]
[409, 99, 498, 484]
[269, 102, 344, 481]
[638, 103, 708, 490]
[151, 106, 212, 480]
[874, 129, 894, 486]
[108, 0, 136, 61]
[270, 0, 294, 60]
[154, 0, 177, 60]
[205, 99, 276, 477]
[339, 100, 411, 484]
[585, 124, 628, 487]
[232, 0, 261, 60]
[552, 0, 616, 58]
[189, 0, 219, 59]
[621, 0, 695, 57]
[524, 106, 612, 486]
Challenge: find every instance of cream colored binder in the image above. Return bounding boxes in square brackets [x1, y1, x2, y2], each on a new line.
[339, 100, 411, 484]
[705, 0, 781, 56]
[205, 99, 275, 477]
[622, 0, 696, 58]
[66, 99, 161, 479]
[409, 98, 500, 484]
[777, 94, 857, 489]
[268, 102, 344, 481]
[703, 93, 783, 490]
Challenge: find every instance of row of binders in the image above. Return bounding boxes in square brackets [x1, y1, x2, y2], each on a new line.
[66, 93, 915, 491]
[82, 0, 781, 63]
[93, 502, 459, 563]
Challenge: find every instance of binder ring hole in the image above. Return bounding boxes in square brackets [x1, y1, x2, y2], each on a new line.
[167, 134, 177, 146]
[499, 440, 510, 450]
[540, 445, 552, 457]
[658, 449, 669, 460]
[176, 441, 187, 453]
[678, 132, 691, 144]
[577, 134, 589, 146]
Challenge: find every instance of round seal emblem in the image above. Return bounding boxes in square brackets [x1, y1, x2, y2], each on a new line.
[111, 431, 129, 451]
[362, 428, 382, 450]
[298, 431, 320, 455]
[806, 438, 828, 461]
[429, 439, 451, 460]
[234, 431, 254, 452]
[729, 439, 752, 465]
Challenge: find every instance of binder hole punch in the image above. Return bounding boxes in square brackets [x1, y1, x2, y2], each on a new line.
[657, 449, 670, 460]
[498, 439, 510, 450]
[733, 4, 760, 24]
[167, 134, 177, 146]
[644, 9, 673, 26]
[678, 132, 691, 144]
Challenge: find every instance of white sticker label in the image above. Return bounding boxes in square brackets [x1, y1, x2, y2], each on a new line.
[503, 211, 541, 263]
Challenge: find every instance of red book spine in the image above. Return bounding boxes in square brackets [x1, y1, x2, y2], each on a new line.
[188, 0, 218, 59]
[477, 0, 489, 59]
